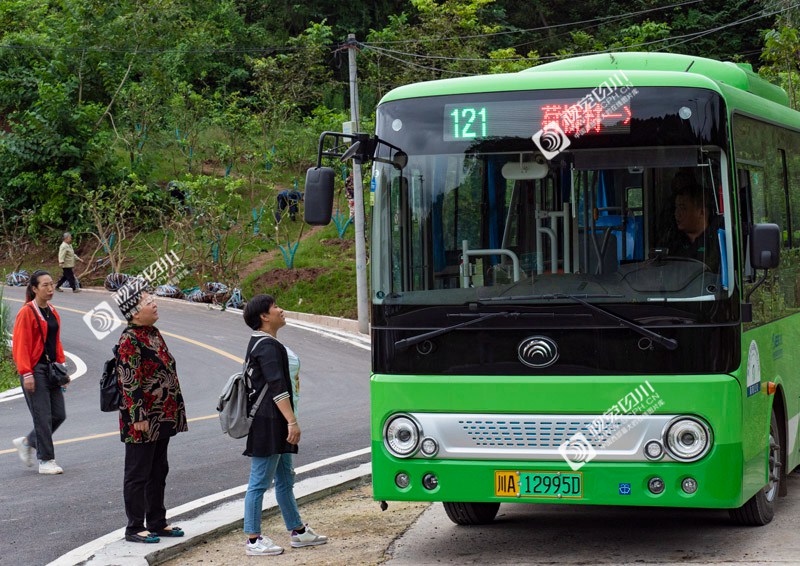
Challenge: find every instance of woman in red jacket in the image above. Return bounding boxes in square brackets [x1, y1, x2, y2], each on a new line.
[11, 270, 68, 475]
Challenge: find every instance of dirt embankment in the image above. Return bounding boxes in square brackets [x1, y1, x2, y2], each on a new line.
[161, 483, 429, 565]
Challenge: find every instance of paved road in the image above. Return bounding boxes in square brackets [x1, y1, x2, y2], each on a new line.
[0, 287, 371, 566]
[388, 477, 800, 565]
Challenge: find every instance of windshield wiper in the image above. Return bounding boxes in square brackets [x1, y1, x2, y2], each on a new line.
[481, 293, 678, 351]
[394, 311, 511, 349]
[394, 309, 593, 350]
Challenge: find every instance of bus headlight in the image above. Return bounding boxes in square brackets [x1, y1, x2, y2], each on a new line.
[385, 415, 420, 458]
[664, 417, 711, 462]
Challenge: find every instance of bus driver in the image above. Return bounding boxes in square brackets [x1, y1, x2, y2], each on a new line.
[669, 171, 720, 273]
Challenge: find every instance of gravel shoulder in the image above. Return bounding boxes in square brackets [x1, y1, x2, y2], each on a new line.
[160, 483, 429, 565]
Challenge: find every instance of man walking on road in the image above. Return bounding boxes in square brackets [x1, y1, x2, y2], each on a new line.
[55, 232, 81, 293]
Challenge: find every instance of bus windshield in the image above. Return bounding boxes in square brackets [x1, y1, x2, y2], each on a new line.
[371, 87, 733, 307]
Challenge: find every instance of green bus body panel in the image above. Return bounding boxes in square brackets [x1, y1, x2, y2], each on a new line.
[720, 82, 800, 130]
[525, 52, 789, 106]
[379, 69, 721, 104]
[378, 52, 789, 107]
[742, 318, 800, 474]
[371, 374, 758, 508]
[372, 446, 743, 508]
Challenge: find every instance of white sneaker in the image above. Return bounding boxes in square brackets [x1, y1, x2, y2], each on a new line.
[13, 437, 33, 467]
[246, 536, 284, 556]
[38, 460, 63, 475]
[291, 525, 328, 548]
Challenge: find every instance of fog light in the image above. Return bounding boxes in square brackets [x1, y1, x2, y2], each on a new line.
[648, 477, 665, 494]
[644, 440, 664, 460]
[422, 473, 439, 490]
[395, 473, 410, 489]
[681, 477, 698, 494]
[421, 438, 439, 457]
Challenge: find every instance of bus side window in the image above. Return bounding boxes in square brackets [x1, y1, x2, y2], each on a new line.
[737, 168, 754, 281]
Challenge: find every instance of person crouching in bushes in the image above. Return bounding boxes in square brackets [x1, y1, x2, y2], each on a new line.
[116, 282, 188, 543]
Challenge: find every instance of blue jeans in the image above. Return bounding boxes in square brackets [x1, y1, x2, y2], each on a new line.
[244, 453, 303, 535]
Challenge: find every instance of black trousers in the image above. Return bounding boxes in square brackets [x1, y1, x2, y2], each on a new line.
[56, 268, 77, 290]
[124, 437, 171, 535]
[20, 362, 66, 461]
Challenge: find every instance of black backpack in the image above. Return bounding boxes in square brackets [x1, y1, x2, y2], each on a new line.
[100, 344, 122, 412]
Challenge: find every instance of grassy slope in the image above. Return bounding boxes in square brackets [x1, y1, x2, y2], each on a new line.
[242, 222, 358, 318]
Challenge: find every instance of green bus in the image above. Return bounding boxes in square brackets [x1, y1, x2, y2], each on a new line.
[306, 52, 800, 526]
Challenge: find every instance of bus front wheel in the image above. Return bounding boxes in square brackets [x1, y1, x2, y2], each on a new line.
[443, 502, 500, 525]
[729, 410, 783, 526]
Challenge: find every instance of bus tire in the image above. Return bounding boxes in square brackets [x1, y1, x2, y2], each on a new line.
[729, 410, 782, 526]
[442, 502, 500, 525]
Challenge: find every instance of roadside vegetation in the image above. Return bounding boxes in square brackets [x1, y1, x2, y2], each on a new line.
[0, 1, 798, 319]
[0, 287, 17, 393]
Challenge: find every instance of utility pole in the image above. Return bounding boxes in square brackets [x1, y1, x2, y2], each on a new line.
[346, 34, 369, 335]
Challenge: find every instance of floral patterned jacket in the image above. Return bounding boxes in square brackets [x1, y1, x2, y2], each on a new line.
[116, 324, 188, 443]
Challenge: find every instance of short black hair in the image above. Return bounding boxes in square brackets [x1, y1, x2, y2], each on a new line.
[243, 294, 275, 330]
[672, 170, 711, 215]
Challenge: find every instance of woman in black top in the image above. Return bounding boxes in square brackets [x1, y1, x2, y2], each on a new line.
[241, 294, 327, 556]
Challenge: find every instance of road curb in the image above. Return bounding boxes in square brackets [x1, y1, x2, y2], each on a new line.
[57, 463, 372, 566]
[148, 466, 372, 565]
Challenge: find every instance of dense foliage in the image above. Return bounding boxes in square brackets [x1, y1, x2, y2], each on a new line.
[0, 0, 797, 252]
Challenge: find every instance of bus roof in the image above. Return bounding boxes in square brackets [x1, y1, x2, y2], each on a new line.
[379, 52, 789, 108]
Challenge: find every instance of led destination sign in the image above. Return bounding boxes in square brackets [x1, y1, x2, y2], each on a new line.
[443, 99, 632, 142]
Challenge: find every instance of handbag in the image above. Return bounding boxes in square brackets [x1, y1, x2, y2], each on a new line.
[100, 344, 122, 412]
[27, 303, 71, 387]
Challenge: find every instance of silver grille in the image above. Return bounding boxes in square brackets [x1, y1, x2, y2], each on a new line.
[459, 417, 623, 448]
[407, 413, 677, 462]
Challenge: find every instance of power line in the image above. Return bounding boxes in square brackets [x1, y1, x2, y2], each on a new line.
[358, 2, 797, 65]
[363, 47, 472, 77]
[364, 0, 705, 45]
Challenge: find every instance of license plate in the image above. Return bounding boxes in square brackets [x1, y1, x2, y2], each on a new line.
[495, 470, 583, 499]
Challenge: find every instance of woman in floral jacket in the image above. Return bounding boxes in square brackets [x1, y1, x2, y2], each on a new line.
[116, 284, 188, 544]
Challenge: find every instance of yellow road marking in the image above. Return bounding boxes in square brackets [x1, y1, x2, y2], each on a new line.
[2, 295, 241, 455]
[0, 414, 219, 455]
[3, 297, 243, 363]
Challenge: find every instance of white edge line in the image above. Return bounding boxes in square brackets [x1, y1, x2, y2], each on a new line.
[64, 351, 87, 381]
[47, 446, 371, 566]
[285, 320, 371, 351]
[0, 350, 86, 403]
[225, 306, 370, 350]
[0, 390, 22, 402]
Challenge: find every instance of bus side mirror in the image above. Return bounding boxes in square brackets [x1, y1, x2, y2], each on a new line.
[750, 223, 780, 270]
[742, 223, 781, 323]
[304, 167, 335, 225]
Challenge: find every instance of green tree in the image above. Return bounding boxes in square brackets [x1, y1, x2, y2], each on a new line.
[761, 25, 800, 109]
[168, 83, 213, 174]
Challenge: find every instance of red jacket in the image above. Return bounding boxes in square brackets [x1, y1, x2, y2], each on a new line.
[12, 301, 65, 378]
